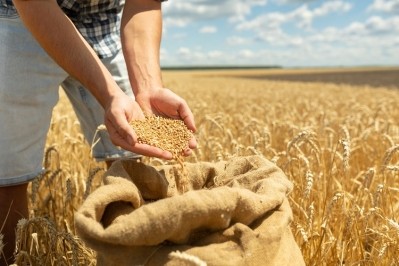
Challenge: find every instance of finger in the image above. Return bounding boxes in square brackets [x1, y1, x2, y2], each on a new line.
[107, 124, 171, 158]
[106, 121, 173, 159]
[188, 136, 197, 149]
[105, 118, 136, 149]
[177, 100, 197, 132]
[107, 111, 137, 146]
[183, 148, 192, 157]
[132, 143, 173, 160]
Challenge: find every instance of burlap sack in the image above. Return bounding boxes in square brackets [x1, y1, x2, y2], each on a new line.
[75, 155, 305, 266]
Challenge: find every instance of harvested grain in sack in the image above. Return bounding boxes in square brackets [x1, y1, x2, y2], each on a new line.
[75, 155, 305, 266]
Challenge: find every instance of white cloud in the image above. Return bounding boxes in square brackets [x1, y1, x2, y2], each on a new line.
[230, 9, 398, 66]
[274, 0, 315, 4]
[163, 0, 267, 27]
[237, 1, 352, 32]
[236, 12, 286, 32]
[296, 16, 399, 48]
[313, 1, 352, 16]
[226, 36, 251, 46]
[289, 1, 352, 29]
[173, 47, 228, 65]
[289, 5, 314, 29]
[342, 16, 399, 36]
[208, 50, 223, 59]
[199, 26, 217, 34]
[364, 15, 399, 34]
[367, 0, 399, 13]
[170, 33, 188, 40]
[161, 1, 399, 67]
[239, 49, 255, 58]
[177, 47, 191, 57]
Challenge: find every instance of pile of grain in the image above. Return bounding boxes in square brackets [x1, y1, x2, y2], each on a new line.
[130, 115, 193, 193]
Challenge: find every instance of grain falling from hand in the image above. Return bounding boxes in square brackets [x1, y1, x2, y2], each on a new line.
[130, 115, 193, 193]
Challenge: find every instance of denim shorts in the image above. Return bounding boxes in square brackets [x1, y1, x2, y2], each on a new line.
[0, 11, 139, 187]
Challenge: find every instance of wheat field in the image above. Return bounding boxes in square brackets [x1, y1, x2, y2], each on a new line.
[4, 68, 399, 265]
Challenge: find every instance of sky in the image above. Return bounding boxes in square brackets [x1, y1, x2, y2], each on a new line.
[160, 0, 399, 67]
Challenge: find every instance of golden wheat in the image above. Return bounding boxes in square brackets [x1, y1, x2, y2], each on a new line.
[9, 68, 399, 265]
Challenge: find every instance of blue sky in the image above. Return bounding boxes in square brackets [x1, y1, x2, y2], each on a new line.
[160, 0, 399, 67]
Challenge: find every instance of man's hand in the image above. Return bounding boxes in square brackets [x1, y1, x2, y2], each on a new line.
[136, 88, 196, 131]
[135, 88, 197, 155]
[121, 0, 197, 157]
[104, 93, 174, 160]
[136, 88, 197, 152]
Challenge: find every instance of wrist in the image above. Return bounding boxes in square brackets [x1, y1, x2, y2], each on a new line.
[99, 82, 126, 109]
[130, 67, 163, 95]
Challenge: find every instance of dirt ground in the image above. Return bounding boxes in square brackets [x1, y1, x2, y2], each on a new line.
[187, 67, 399, 89]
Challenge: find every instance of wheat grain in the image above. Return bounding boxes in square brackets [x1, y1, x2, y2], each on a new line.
[30, 170, 48, 204]
[382, 134, 395, 147]
[287, 130, 313, 154]
[29, 233, 38, 255]
[130, 115, 193, 157]
[340, 139, 351, 172]
[303, 170, 314, 199]
[383, 144, 399, 167]
[130, 115, 193, 193]
[385, 165, 399, 171]
[387, 219, 399, 233]
[296, 222, 309, 243]
[298, 154, 310, 170]
[306, 202, 314, 234]
[14, 217, 95, 265]
[44, 146, 60, 169]
[362, 168, 375, 190]
[378, 242, 389, 258]
[321, 192, 343, 229]
[373, 184, 384, 208]
[65, 178, 72, 203]
[84, 167, 104, 199]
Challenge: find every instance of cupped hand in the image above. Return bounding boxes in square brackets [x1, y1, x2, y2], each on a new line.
[103, 93, 174, 160]
[135, 88, 197, 154]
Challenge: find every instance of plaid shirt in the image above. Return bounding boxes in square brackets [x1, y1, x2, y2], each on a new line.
[1, 0, 166, 59]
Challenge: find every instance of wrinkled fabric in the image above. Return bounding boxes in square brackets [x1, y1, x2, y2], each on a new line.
[75, 155, 305, 266]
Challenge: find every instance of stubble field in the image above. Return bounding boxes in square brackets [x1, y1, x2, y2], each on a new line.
[5, 67, 399, 265]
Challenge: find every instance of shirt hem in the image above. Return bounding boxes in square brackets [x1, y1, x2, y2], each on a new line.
[0, 168, 44, 187]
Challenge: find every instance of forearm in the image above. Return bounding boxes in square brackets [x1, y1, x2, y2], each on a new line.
[13, 0, 123, 108]
[121, 0, 163, 95]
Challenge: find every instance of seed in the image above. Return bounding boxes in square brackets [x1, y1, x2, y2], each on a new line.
[130, 115, 194, 193]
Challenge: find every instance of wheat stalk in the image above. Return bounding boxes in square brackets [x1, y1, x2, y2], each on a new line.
[32, 69, 399, 265]
[382, 144, 399, 167]
[303, 170, 314, 199]
[0, 234, 4, 262]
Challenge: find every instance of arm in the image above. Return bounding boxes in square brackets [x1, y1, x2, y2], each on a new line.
[121, 0, 163, 96]
[13, 0, 172, 159]
[121, 0, 197, 149]
[13, 0, 117, 108]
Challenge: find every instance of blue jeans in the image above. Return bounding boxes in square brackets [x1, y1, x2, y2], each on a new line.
[0, 12, 138, 187]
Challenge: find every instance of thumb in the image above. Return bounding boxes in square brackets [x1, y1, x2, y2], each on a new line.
[105, 109, 138, 147]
